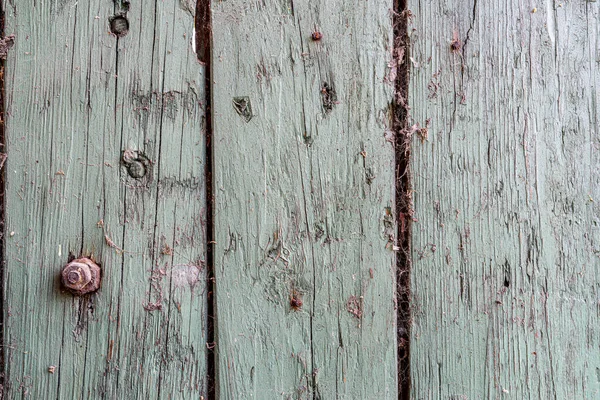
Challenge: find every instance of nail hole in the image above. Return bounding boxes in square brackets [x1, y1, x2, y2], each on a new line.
[232, 97, 253, 122]
[320, 82, 337, 113]
[110, 15, 129, 37]
[290, 290, 303, 311]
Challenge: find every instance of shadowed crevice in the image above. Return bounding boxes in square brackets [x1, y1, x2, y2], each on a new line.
[393, 1, 412, 399]
[0, 4, 7, 395]
[195, 1, 215, 399]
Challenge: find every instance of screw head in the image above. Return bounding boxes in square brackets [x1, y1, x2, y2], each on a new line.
[122, 150, 150, 180]
[127, 160, 146, 178]
[61, 258, 101, 295]
[110, 15, 129, 37]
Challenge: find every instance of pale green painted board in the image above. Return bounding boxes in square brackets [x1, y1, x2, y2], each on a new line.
[410, 0, 600, 398]
[212, 1, 397, 399]
[3, 1, 207, 398]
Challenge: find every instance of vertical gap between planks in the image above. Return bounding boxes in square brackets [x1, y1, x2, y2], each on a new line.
[394, 1, 412, 399]
[195, 1, 215, 399]
[0, 4, 7, 395]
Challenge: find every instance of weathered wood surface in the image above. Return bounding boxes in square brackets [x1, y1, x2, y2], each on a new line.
[410, 0, 600, 398]
[212, 1, 398, 398]
[3, 1, 207, 398]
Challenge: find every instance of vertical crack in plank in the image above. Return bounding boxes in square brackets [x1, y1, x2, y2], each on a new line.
[195, 1, 215, 399]
[394, 1, 412, 399]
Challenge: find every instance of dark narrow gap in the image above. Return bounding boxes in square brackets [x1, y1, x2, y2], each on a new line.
[393, 1, 412, 399]
[195, 1, 215, 399]
[0, 4, 6, 396]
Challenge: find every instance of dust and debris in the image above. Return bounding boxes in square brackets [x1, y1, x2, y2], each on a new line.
[445, 247, 452, 265]
[144, 268, 166, 312]
[393, 8, 413, 391]
[256, 58, 277, 83]
[122, 149, 137, 164]
[383, 206, 396, 250]
[161, 91, 181, 120]
[450, 37, 461, 52]
[416, 243, 437, 260]
[161, 243, 173, 256]
[104, 225, 124, 254]
[346, 295, 363, 319]
[417, 118, 431, 143]
[385, 45, 404, 85]
[143, 302, 162, 312]
[427, 69, 442, 99]
[0, 35, 15, 60]
[386, 10, 412, 87]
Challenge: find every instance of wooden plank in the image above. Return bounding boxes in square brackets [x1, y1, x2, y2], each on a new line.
[212, 1, 397, 398]
[409, 0, 600, 398]
[2, 1, 207, 398]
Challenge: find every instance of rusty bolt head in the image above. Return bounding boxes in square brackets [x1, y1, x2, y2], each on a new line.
[61, 258, 101, 295]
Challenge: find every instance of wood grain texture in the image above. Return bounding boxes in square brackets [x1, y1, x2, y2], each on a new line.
[212, 1, 397, 398]
[2, 1, 207, 398]
[409, 0, 600, 398]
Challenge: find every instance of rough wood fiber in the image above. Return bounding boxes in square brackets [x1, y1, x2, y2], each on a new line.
[212, 1, 397, 398]
[409, 0, 600, 398]
[3, 1, 207, 398]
